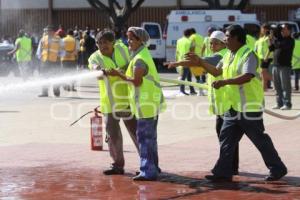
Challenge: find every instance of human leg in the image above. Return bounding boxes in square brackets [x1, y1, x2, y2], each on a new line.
[211, 109, 244, 178]
[134, 117, 159, 180]
[239, 112, 287, 180]
[272, 66, 283, 108]
[103, 113, 125, 175]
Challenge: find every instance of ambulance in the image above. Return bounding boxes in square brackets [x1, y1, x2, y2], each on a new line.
[142, 10, 260, 67]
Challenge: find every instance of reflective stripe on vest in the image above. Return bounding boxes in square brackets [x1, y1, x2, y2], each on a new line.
[41, 35, 60, 62]
[88, 50, 130, 113]
[114, 44, 129, 66]
[62, 35, 76, 61]
[126, 46, 165, 119]
[207, 48, 228, 115]
[223, 45, 263, 112]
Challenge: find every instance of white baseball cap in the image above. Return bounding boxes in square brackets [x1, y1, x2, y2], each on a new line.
[209, 31, 226, 43]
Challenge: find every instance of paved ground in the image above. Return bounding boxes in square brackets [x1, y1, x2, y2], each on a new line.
[0, 73, 300, 199]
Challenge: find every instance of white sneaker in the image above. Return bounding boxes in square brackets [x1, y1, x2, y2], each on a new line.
[280, 105, 291, 110]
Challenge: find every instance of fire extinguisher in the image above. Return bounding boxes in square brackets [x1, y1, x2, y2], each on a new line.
[90, 107, 103, 151]
[70, 106, 103, 151]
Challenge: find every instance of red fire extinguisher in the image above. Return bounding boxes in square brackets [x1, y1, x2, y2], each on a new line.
[70, 106, 103, 151]
[90, 107, 103, 151]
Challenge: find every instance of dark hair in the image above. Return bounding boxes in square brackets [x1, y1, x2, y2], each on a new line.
[18, 29, 25, 37]
[282, 23, 292, 31]
[183, 28, 191, 37]
[67, 29, 74, 36]
[95, 29, 115, 43]
[189, 28, 196, 34]
[226, 24, 246, 44]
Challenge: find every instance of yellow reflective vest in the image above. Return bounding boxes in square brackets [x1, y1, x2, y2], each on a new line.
[61, 35, 76, 61]
[126, 46, 166, 119]
[41, 35, 61, 62]
[246, 34, 256, 51]
[222, 45, 264, 112]
[207, 48, 229, 115]
[176, 36, 191, 74]
[88, 43, 130, 114]
[189, 33, 205, 76]
[292, 39, 300, 70]
[254, 36, 269, 60]
[15, 36, 32, 62]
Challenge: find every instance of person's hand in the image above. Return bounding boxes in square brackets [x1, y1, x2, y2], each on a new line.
[212, 80, 227, 89]
[166, 61, 180, 69]
[185, 52, 202, 66]
[261, 68, 272, 81]
[104, 69, 121, 77]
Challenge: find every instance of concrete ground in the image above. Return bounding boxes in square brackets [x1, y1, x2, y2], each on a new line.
[0, 73, 300, 199]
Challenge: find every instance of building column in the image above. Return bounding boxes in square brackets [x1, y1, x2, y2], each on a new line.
[176, 0, 182, 9]
[48, 0, 53, 25]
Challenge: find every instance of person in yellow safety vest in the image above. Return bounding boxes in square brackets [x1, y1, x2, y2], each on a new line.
[246, 34, 257, 50]
[88, 29, 138, 176]
[189, 28, 206, 96]
[174, 25, 287, 182]
[106, 27, 166, 181]
[255, 24, 273, 91]
[168, 30, 240, 175]
[292, 32, 300, 91]
[61, 29, 79, 91]
[36, 25, 64, 97]
[201, 27, 217, 57]
[176, 28, 197, 96]
[8, 29, 32, 81]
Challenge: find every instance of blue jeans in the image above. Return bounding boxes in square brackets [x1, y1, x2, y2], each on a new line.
[272, 66, 292, 107]
[136, 117, 159, 179]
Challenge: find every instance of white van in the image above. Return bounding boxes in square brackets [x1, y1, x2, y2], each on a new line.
[142, 10, 260, 66]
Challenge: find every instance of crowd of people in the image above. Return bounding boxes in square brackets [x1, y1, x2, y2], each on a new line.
[175, 23, 300, 111]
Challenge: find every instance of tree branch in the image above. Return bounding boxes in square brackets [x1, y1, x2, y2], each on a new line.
[200, 0, 214, 8]
[236, 0, 249, 10]
[214, 0, 221, 9]
[227, 0, 235, 9]
[87, 0, 110, 13]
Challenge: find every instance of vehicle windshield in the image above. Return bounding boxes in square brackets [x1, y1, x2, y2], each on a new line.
[144, 24, 161, 39]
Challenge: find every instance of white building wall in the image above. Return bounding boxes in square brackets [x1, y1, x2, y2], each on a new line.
[0, 0, 299, 9]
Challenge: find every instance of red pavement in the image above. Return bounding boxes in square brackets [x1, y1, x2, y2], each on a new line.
[1, 118, 299, 199]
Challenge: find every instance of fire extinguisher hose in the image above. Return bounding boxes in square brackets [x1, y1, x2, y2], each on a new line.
[70, 106, 100, 126]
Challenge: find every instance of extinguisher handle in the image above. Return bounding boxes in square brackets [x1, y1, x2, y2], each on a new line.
[94, 106, 101, 117]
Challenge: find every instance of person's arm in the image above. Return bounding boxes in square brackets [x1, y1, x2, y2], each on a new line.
[168, 52, 222, 77]
[8, 40, 20, 55]
[212, 73, 253, 89]
[36, 39, 42, 59]
[106, 67, 145, 87]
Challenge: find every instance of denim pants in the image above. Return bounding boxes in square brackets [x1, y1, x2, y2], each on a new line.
[136, 117, 159, 179]
[180, 67, 196, 93]
[272, 66, 292, 107]
[212, 108, 287, 178]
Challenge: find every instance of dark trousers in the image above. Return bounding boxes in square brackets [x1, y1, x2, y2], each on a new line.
[294, 69, 300, 90]
[180, 67, 196, 93]
[216, 115, 239, 173]
[212, 108, 287, 178]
